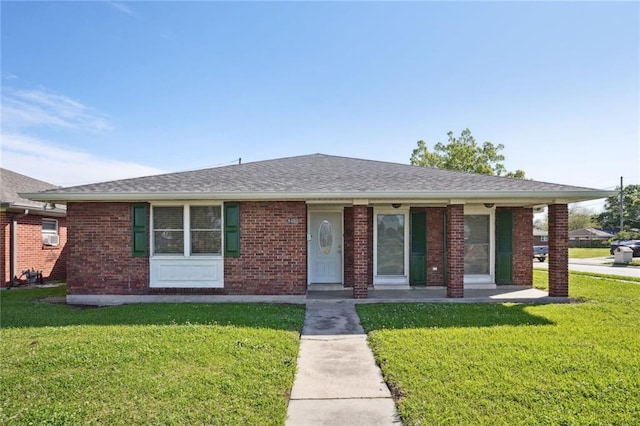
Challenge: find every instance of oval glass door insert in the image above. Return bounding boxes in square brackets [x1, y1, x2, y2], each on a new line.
[318, 220, 333, 255]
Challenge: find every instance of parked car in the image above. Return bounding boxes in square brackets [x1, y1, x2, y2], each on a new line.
[610, 240, 640, 257]
[533, 245, 548, 262]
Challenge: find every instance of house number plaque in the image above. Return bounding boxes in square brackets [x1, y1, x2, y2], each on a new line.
[287, 218, 299, 224]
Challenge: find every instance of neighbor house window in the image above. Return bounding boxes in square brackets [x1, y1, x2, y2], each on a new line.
[152, 205, 221, 256]
[42, 218, 59, 246]
[541, 235, 548, 242]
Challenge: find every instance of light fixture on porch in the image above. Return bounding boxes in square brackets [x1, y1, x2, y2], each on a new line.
[391, 203, 402, 209]
[484, 203, 495, 208]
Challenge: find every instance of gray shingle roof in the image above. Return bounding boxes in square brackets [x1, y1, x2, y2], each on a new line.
[1, 168, 65, 211]
[569, 228, 614, 238]
[23, 154, 614, 204]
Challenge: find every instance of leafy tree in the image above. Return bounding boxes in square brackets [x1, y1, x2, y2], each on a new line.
[596, 184, 640, 231]
[534, 205, 597, 232]
[410, 128, 525, 178]
[568, 205, 597, 231]
[610, 230, 640, 243]
[533, 216, 548, 231]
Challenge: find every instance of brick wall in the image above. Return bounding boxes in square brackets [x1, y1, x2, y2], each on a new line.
[446, 204, 464, 297]
[224, 201, 307, 295]
[352, 205, 370, 298]
[0, 213, 8, 285]
[1, 212, 67, 286]
[426, 207, 445, 286]
[533, 235, 548, 245]
[512, 207, 533, 285]
[63, 200, 542, 298]
[548, 204, 569, 297]
[67, 201, 309, 296]
[67, 203, 148, 295]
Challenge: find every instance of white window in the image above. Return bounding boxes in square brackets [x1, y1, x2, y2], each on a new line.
[377, 214, 405, 275]
[464, 215, 490, 275]
[152, 205, 222, 256]
[153, 207, 184, 254]
[541, 235, 548, 242]
[373, 207, 409, 285]
[42, 218, 59, 246]
[150, 204, 224, 288]
[190, 206, 222, 255]
[463, 206, 495, 288]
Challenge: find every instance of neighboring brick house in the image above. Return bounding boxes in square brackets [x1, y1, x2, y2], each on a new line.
[23, 154, 614, 304]
[533, 228, 548, 245]
[1, 168, 67, 286]
[569, 227, 613, 248]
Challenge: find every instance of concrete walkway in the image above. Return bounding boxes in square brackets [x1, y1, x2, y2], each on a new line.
[286, 301, 401, 425]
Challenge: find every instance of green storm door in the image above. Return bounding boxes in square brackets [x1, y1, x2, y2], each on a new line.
[410, 211, 427, 285]
[495, 210, 513, 284]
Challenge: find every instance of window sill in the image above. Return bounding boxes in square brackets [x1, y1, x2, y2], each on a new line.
[151, 254, 223, 259]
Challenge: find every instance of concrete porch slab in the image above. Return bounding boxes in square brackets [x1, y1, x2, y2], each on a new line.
[307, 286, 569, 304]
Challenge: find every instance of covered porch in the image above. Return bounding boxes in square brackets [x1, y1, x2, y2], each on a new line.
[340, 202, 569, 299]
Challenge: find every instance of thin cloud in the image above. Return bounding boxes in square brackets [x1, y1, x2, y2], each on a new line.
[1, 134, 165, 187]
[108, 1, 136, 17]
[1, 83, 161, 187]
[1, 87, 112, 132]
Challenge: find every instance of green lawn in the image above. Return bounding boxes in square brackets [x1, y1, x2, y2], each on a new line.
[568, 247, 611, 258]
[567, 247, 640, 265]
[0, 286, 305, 425]
[357, 271, 640, 425]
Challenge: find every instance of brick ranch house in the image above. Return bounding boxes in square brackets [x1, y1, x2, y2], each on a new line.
[23, 154, 614, 305]
[1, 168, 67, 287]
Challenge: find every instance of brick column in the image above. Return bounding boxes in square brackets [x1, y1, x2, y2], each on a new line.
[446, 204, 464, 298]
[353, 205, 369, 299]
[548, 204, 569, 297]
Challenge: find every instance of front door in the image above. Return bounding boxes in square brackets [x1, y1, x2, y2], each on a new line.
[309, 212, 343, 284]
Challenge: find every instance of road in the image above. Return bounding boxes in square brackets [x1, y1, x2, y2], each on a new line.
[534, 257, 640, 279]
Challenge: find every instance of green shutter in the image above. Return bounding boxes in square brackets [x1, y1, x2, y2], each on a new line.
[131, 203, 149, 257]
[495, 209, 513, 284]
[410, 211, 427, 285]
[224, 202, 240, 257]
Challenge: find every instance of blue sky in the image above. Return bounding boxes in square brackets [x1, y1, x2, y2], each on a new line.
[1, 1, 638, 211]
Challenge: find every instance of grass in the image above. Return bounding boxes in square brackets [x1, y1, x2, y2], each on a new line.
[568, 247, 611, 258]
[546, 247, 640, 264]
[0, 286, 305, 425]
[357, 271, 640, 425]
[565, 246, 640, 265]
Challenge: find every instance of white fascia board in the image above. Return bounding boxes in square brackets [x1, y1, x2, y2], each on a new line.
[20, 189, 617, 204]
